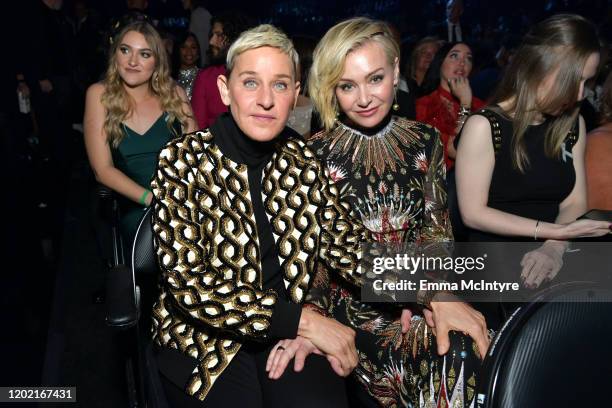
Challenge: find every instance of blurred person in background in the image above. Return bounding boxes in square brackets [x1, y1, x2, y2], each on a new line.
[173, 31, 201, 101]
[586, 70, 612, 212]
[286, 35, 316, 137]
[471, 34, 521, 102]
[183, 0, 211, 67]
[73, 0, 105, 106]
[20, 0, 77, 249]
[408, 36, 441, 95]
[191, 12, 251, 129]
[446, 0, 464, 42]
[417, 42, 485, 169]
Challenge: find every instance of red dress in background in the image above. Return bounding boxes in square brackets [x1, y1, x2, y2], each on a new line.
[416, 86, 484, 169]
[190, 65, 228, 130]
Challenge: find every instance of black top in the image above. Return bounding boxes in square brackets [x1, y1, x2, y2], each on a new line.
[211, 113, 300, 339]
[467, 108, 577, 242]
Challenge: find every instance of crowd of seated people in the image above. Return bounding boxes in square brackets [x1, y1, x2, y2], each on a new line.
[7, 1, 612, 407]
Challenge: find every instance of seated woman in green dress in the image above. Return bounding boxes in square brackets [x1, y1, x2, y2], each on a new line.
[84, 20, 198, 245]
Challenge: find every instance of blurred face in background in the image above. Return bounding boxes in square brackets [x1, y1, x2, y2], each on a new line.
[417, 42, 439, 74]
[180, 35, 199, 68]
[335, 40, 399, 129]
[116, 31, 156, 88]
[209, 22, 226, 58]
[218, 46, 299, 142]
[440, 43, 473, 84]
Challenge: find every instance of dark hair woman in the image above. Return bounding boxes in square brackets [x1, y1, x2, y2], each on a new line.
[172, 31, 201, 101]
[417, 42, 485, 169]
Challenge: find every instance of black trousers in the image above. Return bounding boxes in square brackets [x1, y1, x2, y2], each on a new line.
[159, 343, 349, 408]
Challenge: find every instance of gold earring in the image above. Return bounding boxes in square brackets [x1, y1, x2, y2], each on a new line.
[392, 90, 400, 112]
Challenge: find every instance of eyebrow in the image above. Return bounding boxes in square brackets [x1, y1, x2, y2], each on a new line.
[119, 43, 153, 52]
[339, 67, 384, 82]
[238, 71, 293, 79]
[450, 49, 473, 56]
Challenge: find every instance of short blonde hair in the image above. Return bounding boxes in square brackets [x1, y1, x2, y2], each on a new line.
[225, 24, 299, 78]
[309, 17, 400, 131]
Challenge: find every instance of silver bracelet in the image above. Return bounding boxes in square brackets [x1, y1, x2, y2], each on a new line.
[534, 220, 541, 241]
[457, 115, 468, 129]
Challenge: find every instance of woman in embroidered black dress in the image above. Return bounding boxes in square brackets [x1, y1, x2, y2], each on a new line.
[456, 14, 611, 292]
[266, 18, 489, 408]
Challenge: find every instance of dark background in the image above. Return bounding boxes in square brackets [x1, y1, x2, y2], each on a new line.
[1, 0, 610, 406]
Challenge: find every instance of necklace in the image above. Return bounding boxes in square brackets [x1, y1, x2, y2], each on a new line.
[323, 117, 424, 177]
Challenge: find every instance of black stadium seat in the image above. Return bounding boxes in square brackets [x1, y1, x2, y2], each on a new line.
[477, 283, 612, 408]
[105, 205, 168, 407]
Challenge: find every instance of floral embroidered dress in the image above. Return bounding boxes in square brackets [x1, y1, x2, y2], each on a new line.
[306, 116, 482, 408]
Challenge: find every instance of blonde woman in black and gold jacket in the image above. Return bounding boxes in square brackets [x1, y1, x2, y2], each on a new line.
[150, 24, 368, 408]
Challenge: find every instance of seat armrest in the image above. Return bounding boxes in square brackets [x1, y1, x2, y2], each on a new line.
[106, 264, 139, 329]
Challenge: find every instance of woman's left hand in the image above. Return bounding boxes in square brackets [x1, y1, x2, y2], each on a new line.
[428, 293, 490, 359]
[266, 336, 343, 379]
[520, 241, 566, 288]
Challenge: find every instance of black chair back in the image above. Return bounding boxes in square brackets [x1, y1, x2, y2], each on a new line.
[131, 207, 157, 279]
[477, 283, 612, 407]
[106, 206, 156, 328]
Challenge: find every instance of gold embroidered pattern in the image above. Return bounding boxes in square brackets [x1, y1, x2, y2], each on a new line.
[150, 130, 366, 400]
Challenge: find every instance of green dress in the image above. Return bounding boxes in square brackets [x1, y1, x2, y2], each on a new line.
[113, 112, 180, 247]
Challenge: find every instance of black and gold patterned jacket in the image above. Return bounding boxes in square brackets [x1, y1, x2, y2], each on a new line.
[150, 126, 366, 400]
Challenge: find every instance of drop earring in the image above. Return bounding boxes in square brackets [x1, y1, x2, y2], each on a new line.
[392, 91, 400, 112]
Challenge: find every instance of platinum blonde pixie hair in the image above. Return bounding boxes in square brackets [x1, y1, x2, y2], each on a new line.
[309, 17, 399, 131]
[225, 24, 300, 78]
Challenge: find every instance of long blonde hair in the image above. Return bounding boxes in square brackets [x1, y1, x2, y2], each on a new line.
[101, 21, 191, 147]
[492, 14, 599, 172]
[308, 17, 399, 131]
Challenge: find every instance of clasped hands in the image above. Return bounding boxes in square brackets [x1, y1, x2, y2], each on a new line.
[266, 299, 490, 380]
[266, 307, 356, 380]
